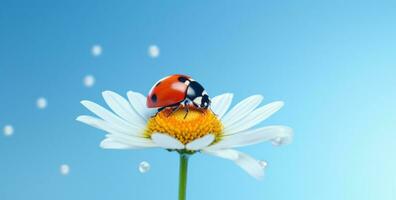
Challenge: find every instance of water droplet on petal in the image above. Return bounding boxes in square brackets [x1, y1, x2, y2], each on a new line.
[91, 45, 102, 56]
[271, 137, 286, 146]
[3, 125, 14, 137]
[60, 164, 70, 175]
[258, 160, 268, 169]
[148, 45, 160, 58]
[83, 75, 95, 87]
[139, 161, 150, 173]
[36, 97, 47, 109]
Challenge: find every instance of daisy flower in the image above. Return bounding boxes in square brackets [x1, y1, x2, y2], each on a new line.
[77, 91, 292, 199]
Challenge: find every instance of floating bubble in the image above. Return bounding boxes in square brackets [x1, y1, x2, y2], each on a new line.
[258, 160, 268, 169]
[84, 75, 95, 87]
[36, 97, 47, 109]
[91, 45, 102, 56]
[138, 161, 150, 173]
[3, 125, 14, 136]
[60, 164, 70, 175]
[148, 45, 160, 58]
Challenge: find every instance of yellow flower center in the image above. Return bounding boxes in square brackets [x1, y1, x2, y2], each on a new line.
[145, 106, 223, 144]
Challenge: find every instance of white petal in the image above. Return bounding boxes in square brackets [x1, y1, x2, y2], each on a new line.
[234, 151, 264, 180]
[100, 138, 137, 149]
[186, 134, 215, 150]
[151, 133, 184, 149]
[76, 115, 142, 137]
[202, 149, 239, 160]
[80, 100, 142, 132]
[225, 101, 284, 134]
[204, 149, 263, 179]
[207, 126, 293, 150]
[102, 91, 145, 127]
[210, 93, 233, 119]
[105, 134, 156, 148]
[77, 115, 156, 148]
[222, 95, 263, 127]
[127, 91, 156, 120]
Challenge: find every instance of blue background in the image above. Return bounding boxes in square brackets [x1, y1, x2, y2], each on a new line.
[1, 0, 395, 199]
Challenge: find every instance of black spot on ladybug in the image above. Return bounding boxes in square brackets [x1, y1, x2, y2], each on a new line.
[151, 94, 157, 103]
[178, 76, 189, 83]
[155, 81, 161, 87]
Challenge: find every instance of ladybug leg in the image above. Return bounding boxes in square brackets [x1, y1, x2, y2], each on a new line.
[158, 107, 166, 112]
[182, 100, 191, 119]
[153, 107, 166, 117]
[208, 107, 217, 116]
[184, 105, 189, 119]
[167, 104, 181, 117]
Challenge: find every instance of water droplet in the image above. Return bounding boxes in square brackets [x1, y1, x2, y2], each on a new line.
[3, 125, 14, 137]
[148, 45, 159, 58]
[36, 97, 47, 109]
[83, 75, 95, 87]
[138, 161, 150, 173]
[258, 160, 268, 169]
[60, 164, 70, 175]
[271, 137, 285, 146]
[91, 45, 102, 56]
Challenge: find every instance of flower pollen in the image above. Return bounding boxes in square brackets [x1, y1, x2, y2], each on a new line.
[145, 106, 223, 144]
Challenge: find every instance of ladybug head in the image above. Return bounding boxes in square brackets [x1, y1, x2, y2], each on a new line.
[194, 94, 210, 109]
[191, 93, 210, 109]
[200, 94, 211, 109]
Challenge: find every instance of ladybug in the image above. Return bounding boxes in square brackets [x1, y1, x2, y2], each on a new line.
[147, 74, 211, 116]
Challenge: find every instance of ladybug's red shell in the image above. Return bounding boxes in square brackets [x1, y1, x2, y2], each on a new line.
[147, 74, 191, 108]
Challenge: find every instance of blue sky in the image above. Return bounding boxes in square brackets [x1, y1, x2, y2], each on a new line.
[1, 0, 395, 199]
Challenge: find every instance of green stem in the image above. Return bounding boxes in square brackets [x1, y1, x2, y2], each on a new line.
[178, 153, 189, 200]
